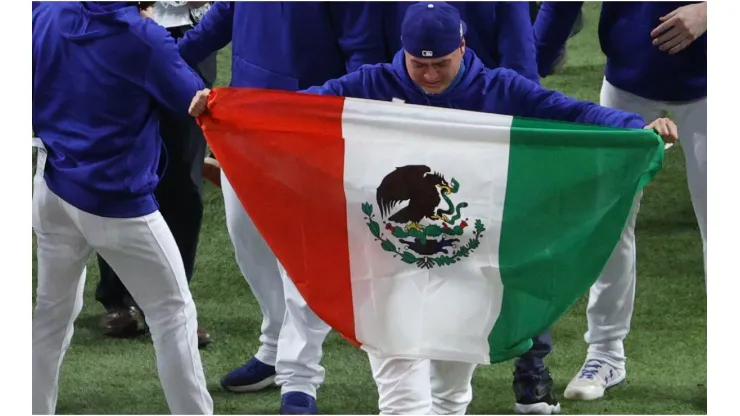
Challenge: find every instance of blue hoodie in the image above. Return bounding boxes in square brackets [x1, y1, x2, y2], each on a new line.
[534, 1, 707, 102]
[383, 1, 539, 83]
[302, 48, 647, 129]
[177, 1, 386, 90]
[32, 2, 205, 218]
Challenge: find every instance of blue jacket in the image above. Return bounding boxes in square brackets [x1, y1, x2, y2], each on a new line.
[32, 2, 205, 218]
[534, 1, 707, 102]
[178, 1, 386, 90]
[303, 48, 647, 129]
[383, 1, 539, 83]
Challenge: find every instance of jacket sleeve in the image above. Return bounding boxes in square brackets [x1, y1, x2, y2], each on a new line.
[300, 69, 367, 97]
[177, 1, 234, 66]
[497, 70, 646, 128]
[329, 2, 387, 73]
[533, 1, 584, 78]
[143, 23, 206, 117]
[495, 2, 540, 84]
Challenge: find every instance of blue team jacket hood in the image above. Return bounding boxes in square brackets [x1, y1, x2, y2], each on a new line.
[33, 2, 205, 218]
[390, 48, 486, 109]
[59, 2, 133, 40]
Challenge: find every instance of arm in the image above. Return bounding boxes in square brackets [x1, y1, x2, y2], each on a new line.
[532, 1, 584, 78]
[300, 70, 367, 97]
[329, 2, 387, 73]
[142, 22, 206, 117]
[494, 2, 540, 83]
[499, 70, 646, 128]
[177, 1, 233, 66]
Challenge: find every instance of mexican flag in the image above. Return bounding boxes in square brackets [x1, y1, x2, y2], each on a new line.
[199, 88, 664, 364]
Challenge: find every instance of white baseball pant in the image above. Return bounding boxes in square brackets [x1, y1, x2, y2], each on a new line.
[368, 354, 477, 415]
[31, 149, 212, 414]
[584, 79, 707, 369]
[221, 171, 332, 397]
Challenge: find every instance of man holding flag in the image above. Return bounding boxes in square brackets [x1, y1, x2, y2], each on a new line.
[177, 2, 386, 414]
[190, 2, 678, 414]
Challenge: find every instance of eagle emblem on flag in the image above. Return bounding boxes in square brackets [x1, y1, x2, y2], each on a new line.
[361, 165, 486, 269]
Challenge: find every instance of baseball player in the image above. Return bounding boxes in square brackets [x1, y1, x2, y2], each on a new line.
[189, 2, 678, 414]
[32, 2, 212, 414]
[383, 1, 558, 413]
[175, 2, 387, 414]
[94, 0, 217, 348]
[533, 0, 707, 401]
[383, 1, 539, 82]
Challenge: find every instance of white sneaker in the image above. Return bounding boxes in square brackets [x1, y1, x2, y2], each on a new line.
[563, 359, 626, 401]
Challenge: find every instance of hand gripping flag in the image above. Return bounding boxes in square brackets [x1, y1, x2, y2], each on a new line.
[198, 87, 664, 364]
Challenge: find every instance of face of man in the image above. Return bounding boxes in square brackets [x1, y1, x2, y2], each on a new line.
[404, 40, 466, 95]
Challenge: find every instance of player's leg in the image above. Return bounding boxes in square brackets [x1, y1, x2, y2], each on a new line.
[513, 330, 560, 415]
[220, 171, 285, 392]
[276, 263, 332, 414]
[87, 210, 212, 414]
[672, 98, 707, 279]
[564, 79, 664, 401]
[32, 178, 92, 415]
[154, 105, 211, 347]
[571, 194, 639, 398]
[430, 360, 478, 415]
[368, 354, 433, 415]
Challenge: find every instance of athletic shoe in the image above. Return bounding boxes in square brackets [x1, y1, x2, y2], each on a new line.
[220, 357, 277, 392]
[563, 359, 626, 401]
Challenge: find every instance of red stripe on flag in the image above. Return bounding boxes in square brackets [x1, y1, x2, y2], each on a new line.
[198, 88, 358, 346]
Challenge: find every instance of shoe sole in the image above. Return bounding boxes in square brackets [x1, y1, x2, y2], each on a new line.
[514, 402, 561, 415]
[563, 376, 626, 401]
[221, 375, 277, 393]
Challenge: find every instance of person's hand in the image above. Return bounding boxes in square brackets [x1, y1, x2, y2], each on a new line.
[189, 88, 211, 117]
[645, 117, 678, 144]
[139, 4, 154, 20]
[650, 2, 707, 55]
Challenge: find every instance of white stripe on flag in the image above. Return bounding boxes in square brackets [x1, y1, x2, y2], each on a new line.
[341, 98, 512, 363]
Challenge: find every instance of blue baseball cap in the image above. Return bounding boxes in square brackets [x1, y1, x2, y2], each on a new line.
[401, 2, 467, 59]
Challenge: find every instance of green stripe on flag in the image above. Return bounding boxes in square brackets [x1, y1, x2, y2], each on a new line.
[488, 117, 664, 363]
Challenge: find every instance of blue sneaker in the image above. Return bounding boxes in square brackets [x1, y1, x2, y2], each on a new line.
[280, 392, 318, 415]
[220, 357, 277, 392]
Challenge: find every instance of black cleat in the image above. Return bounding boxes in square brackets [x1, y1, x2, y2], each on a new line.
[513, 368, 562, 415]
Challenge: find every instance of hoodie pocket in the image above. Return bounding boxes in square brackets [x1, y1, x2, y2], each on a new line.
[232, 55, 300, 91]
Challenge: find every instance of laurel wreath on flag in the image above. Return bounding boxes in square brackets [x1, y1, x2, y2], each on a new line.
[361, 203, 486, 269]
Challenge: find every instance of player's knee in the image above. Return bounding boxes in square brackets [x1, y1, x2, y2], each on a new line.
[431, 392, 472, 415]
[378, 390, 432, 415]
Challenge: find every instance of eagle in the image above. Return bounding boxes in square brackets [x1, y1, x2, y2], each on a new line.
[376, 165, 452, 231]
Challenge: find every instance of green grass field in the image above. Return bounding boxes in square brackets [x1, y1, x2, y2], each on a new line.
[33, 3, 706, 414]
